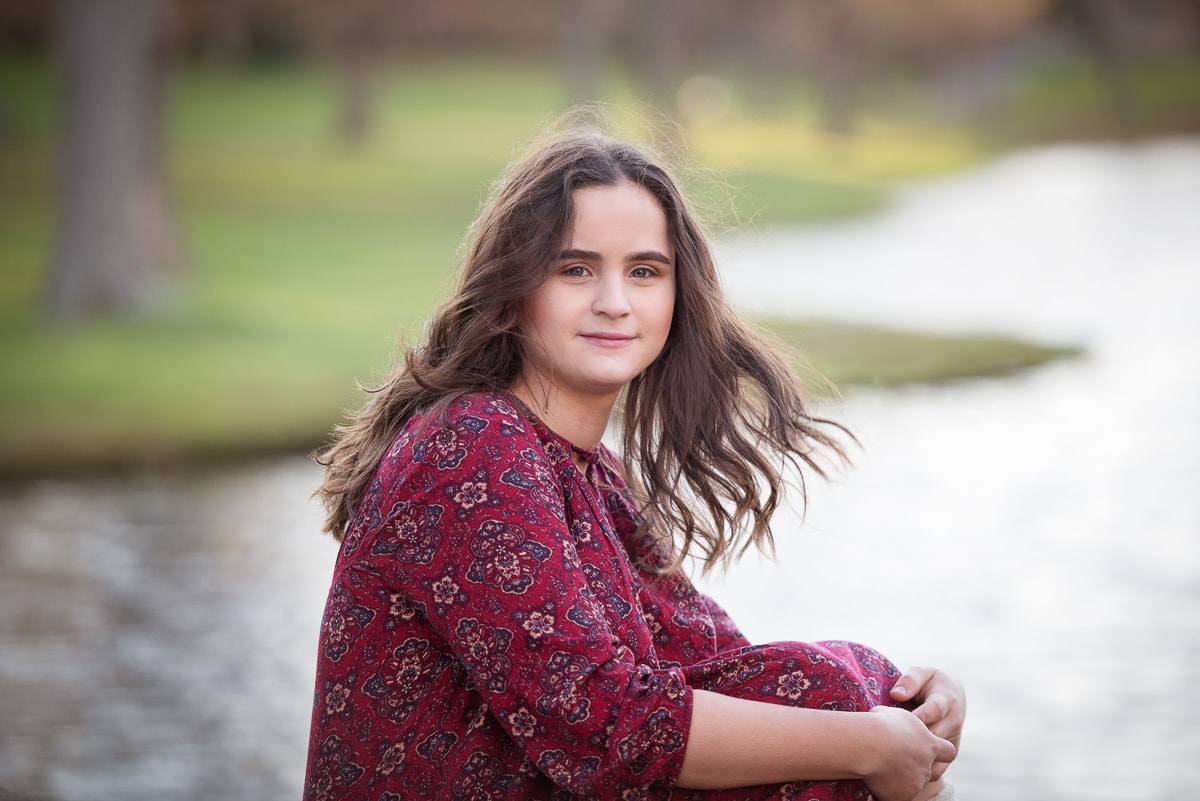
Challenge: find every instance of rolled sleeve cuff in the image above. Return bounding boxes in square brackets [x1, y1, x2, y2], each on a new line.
[606, 664, 694, 794]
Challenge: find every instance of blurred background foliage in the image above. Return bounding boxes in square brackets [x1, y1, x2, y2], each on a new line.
[0, 0, 1196, 479]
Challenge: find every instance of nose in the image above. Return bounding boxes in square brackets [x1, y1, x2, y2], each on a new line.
[591, 272, 631, 318]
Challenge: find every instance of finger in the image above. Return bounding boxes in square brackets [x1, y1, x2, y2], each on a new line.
[930, 741, 960, 781]
[927, 717, 963, 746]
[890, 666, 935, 701]
[933, 736, 958, 764]
[911, 694, 948, 726]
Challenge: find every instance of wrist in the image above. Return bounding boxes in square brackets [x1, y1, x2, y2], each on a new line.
[849, 708, 890, 780]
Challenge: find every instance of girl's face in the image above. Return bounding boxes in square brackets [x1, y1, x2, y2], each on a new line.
[518, 180, 676, 410]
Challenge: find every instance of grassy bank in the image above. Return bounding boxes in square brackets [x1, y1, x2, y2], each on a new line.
[0, 57, 1105, 479]
[765, 318, 1080, 391]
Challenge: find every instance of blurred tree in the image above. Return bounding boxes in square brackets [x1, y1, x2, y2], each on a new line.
[806, 0, 866, 135]
[300, 0, 399, 146]
[47, 0, 184, 319]
[1059, 0, 1137, 126]
[188, 0, 253, 66]
[0, 0, 53, 53]
[560, 0, 603, 104]
[282, 0, 561, 145]
[779, 0, 1054, 132]
[0, 0, 52, 139]
[631, 0, 690, 112]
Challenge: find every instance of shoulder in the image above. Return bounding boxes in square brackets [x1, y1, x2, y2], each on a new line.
[420, 391, 533, 448]
[371, 391, 574, 494]
[427, 391, 533, 439]
[379, 392, 533, 467]
[341, 393, 570, 558]
[347, 392, 572, 549]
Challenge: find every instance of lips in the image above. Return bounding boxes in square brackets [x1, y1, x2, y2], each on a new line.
[580, 332, 635, 347]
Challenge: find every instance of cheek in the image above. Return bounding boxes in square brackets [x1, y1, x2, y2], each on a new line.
[520, 291, 557, 343]
[655, 288, 676, 335]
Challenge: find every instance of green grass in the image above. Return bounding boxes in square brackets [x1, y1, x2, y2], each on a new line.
[0, 56, 1105, 479]
[760, 318, 1081, 394]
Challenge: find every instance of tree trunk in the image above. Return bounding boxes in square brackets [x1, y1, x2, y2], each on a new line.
[560, 0, 603, 105]
[634, 0, 688, 114]
[811, 0, 861, 136]
[197, 0, 252, 67]
[337, 56, 374, 147]
[326, 0, 389, 148]
[47, 0, 183, 319]
[1065, 0, 1137, 129]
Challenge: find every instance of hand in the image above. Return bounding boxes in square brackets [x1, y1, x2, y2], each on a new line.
[890, 666, 966, 781]
[861, 706, 957, 801]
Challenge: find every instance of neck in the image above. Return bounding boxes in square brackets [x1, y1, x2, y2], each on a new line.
[509, 378, 615, 451]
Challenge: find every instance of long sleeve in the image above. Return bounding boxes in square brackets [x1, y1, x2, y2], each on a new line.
[593, 453, 752, 666]
[310, 393, 693, 800]
[697, 593, 752, 653]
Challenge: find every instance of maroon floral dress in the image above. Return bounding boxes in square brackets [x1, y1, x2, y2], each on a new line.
[304, 392, 900, 801]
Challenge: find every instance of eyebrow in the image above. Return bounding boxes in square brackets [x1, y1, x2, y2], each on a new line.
[559, 248, 673, 265]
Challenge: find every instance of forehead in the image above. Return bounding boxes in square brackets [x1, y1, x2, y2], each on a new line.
[567, 181, 671, 249]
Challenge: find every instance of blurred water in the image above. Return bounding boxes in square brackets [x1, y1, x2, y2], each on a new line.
[0, 459, 335, 799]
[1, 139, 1197, 800]
[704, 137, 1200, 801]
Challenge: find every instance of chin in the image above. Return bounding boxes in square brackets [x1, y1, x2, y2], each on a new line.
[577, 375, 637, 397]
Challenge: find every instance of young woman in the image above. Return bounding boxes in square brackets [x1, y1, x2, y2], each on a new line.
[304, 123, 965, 801]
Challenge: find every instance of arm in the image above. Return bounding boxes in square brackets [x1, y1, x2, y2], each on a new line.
[890, 666, 967, 782]
[372, 399, 691, 798]
[680, 690, 956, 801]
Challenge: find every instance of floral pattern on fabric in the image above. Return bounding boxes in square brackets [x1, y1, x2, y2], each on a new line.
[305, 392, 902, 800]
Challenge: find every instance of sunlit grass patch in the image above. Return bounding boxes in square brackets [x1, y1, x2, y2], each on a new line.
[761, 317, 1083, 393]
[689, 115, 983, 185]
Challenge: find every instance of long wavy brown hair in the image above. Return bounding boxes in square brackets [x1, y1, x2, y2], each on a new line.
[315, 117, 848, 571]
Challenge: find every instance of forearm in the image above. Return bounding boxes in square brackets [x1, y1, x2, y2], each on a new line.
[677, 689, 877, 789]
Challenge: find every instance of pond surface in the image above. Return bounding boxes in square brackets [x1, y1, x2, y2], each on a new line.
[2, 139, 1198, 801]
[705, 138, 1200, 801]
